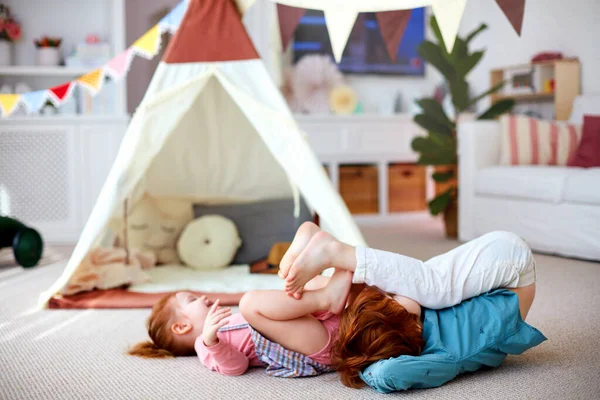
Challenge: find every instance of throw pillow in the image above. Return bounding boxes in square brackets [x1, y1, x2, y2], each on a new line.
[177, 215, 242, 270]
[567, 115, 600, 167]
[499, 115, 582, 165]
[193, 198, 312, 264]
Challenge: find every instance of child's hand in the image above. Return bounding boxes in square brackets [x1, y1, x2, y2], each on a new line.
[202, 299, 232, 347]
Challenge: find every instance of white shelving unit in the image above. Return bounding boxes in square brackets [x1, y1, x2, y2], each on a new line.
[0, 0, 130, 243]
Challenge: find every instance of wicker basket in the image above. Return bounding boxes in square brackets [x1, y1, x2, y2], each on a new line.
[339, 165, 379, 214]
[388, 164, 427, 212]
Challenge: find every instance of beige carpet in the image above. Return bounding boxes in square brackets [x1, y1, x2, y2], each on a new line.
[1, 215, 599, 399]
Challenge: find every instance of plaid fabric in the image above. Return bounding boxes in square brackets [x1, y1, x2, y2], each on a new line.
[248, 326, 335, 378]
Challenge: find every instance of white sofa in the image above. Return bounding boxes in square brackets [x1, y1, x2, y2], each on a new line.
[458, 95, 600, 261]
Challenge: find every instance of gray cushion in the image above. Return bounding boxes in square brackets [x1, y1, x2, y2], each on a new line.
[193, 198, 313, 264]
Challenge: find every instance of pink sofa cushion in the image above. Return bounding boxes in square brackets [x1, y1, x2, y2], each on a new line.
[568, 115, 600, 168]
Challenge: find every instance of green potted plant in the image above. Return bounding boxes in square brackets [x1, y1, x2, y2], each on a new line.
[412, 16, 515, 238]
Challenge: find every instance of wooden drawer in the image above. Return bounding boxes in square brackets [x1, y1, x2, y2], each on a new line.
[339, 165, 379, 214]
[388, 164, 427, 212]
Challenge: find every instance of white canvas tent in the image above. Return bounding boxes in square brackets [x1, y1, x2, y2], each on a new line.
[40, 0, 365, 308]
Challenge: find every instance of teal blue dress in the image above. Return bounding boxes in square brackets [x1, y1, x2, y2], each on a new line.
[360, 289, 547, 393]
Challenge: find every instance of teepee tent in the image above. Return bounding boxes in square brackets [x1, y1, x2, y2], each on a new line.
[40, 0, 365, 308]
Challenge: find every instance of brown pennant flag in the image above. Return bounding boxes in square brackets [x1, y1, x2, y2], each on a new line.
[495, 0, 526, 35]
[277, 4, 307, 50]
[375, 10, 412, 62]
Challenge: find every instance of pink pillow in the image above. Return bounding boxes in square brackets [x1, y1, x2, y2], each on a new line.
[568, 115, 600, 168]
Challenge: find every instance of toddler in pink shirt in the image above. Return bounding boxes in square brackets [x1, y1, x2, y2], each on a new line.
[130, 270, 352, 377]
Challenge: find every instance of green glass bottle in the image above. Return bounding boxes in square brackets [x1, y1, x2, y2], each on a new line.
[0, 216, 44, 268]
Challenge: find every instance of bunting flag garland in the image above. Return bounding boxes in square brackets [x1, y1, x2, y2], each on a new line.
[270, 0, 527, 60]
[0, 94, 20, 116]
[0, 0, 189, 118]
[77, 69, 104, 95]
[495, 0, 526, 35]
[1, 0, 530, 118]
[276, 4, 306, 51]
[375, 10, 412, 62]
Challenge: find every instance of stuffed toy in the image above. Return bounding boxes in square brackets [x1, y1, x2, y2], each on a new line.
[109, 195, 194, 265]
[177, 215, 242, 270]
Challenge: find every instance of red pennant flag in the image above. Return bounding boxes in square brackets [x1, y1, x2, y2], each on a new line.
[277, 4, 306, 50]
[376, 10, 412, 62]
[495, 0, 526, 35]
[49, 82, 74, 104]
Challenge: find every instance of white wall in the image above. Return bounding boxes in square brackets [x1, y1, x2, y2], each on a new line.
[459, 0, 600, 113]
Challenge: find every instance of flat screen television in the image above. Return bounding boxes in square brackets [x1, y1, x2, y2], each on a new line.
[292, 8, 426, 76]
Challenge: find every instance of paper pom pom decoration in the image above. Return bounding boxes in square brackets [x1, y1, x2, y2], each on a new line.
[329, 85, 358, 115]
[291, 55, 343, 114]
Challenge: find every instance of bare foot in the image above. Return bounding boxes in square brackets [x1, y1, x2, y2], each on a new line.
[278, 222, 321, 280]
[285, 231, 338, 299]
[323, 269, 353, 314]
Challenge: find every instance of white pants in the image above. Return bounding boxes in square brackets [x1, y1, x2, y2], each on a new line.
[353, 231, 536, 309]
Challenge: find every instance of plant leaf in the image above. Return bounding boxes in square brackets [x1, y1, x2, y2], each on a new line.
[428, 189, 453, 215]
[477, 99, 515, 120]
[411, 134, 456, 165]
[432, 170, 455, 183]
[466, 81, 506, 109]
[450, 38, 468, 64]
[449, 79, 469, 113]
[429, 15, 448, 55]
[414, 114, 453, 136]
[464, 23, 487, 44]
[416, 98, 455, 129]
[418, 41, 454, 80]
[456, 51, 483, 78]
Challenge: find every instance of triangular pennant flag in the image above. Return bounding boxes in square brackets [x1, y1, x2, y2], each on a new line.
[48, 82, 75, 106]
[376, 10, 412, 62]
[20, 90, 48, 114]
[277, 4, 306, 51]
[0, 94, 20, 117]
[432, 0, 468, 53]
[104, 48, 134, 80]
[158, 0, 189, 34]
[324, 8, 358, 63]
[77, 69, 104, 94]
[132, 25, 161, 59]
[495, 0, 526, 35]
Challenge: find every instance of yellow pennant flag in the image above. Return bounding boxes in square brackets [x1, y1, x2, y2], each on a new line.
[77, 69, 103, 93]
[132, 25, 161, 59]
[0, 94, 20, 116]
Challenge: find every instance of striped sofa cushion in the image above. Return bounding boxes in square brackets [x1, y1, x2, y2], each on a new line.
[499, 115, 582, 165]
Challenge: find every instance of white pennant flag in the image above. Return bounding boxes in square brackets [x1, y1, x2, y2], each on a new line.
[432, 0, 467, 52]
[324, 7, 358, 63]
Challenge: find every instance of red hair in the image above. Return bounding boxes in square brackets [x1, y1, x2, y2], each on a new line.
[128, 293, 195, 358]
[332, 286, 425, 388]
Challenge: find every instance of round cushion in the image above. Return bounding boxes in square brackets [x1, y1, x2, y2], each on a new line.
[177, 215, 242, 270]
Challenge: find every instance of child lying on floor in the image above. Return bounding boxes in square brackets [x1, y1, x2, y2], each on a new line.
[129, 270, 366, 377]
